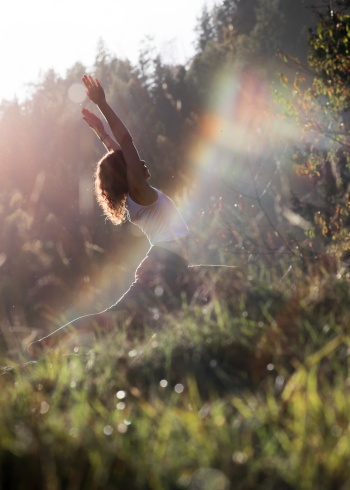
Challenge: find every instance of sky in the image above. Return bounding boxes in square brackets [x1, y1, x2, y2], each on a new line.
[0, 0, 216, 102]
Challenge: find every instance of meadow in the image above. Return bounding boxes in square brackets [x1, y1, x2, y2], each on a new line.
[1, 260, 350, 490]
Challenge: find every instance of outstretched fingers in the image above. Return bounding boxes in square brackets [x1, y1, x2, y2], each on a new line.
[82, 74, 93, 87]
[82, 74, 100, 88]
[82, 74, 105, 104]
[82, 107, 96, 120]
[81, 108, 105, 133]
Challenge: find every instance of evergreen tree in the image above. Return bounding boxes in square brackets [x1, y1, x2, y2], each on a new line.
[278, 8, 350, 259]
[195, 5, 216, 53]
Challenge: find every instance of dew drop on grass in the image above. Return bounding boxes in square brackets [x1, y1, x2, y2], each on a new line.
[160, 379, 168, 388]
[174, 383, 184, 394]
[275, 375, 285, 391]
[40, 401, 50, 414]
[155, 286, 164, 297]
[116, 390, 126, 399]
[128, 349, 137, 357]
[117, 423, 128, 434]
[103, 425, 113, 436]
[116, 402, 126, 411]
[232, 451, 248, 465]
[267, 363, 274, 371]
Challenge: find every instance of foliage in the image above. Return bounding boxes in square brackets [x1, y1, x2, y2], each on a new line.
[275, 9, 350, 261]
[1, 265, 350, 489]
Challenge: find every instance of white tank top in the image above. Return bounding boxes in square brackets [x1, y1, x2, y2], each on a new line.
[126, 189, 189, 257]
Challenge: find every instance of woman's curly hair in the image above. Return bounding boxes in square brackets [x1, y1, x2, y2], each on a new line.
[94, 150, 129, 225]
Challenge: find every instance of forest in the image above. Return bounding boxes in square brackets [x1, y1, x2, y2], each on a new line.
[1, 0, 350, 488]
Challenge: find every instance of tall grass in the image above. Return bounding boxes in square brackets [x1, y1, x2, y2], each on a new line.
[1, 263, 350, 489]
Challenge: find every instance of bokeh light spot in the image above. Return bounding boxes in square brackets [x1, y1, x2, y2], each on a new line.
[117, 423, 128, 434]
[40, 401, 50, 414]
[174, 383, 184, 394]
[103, 425, 113, 436]
[68, 83, 86, 103]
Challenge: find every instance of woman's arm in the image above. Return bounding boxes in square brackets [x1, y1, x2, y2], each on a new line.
[82, 75, 156, 204]
[82, 108, 120, 151]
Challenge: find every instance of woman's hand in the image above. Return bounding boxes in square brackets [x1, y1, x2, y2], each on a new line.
[82, 107, 121, 151]
[81, 108, 105, 135]
[82, 74, 106, 105]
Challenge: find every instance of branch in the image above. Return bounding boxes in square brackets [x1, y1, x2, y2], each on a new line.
[246, 158, 303, 260]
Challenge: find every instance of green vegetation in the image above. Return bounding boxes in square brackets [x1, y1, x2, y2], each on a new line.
[1, 264, 350, 489]
[2, 0, 350, 488]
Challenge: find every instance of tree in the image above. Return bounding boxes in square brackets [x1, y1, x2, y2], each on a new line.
[277, 8, 350, 261]
[195, 5, 217, 53]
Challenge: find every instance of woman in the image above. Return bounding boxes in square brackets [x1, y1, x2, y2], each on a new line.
[27, 75, 191, 356]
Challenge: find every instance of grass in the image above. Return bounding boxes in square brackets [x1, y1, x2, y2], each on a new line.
[1, 263, 350, 489]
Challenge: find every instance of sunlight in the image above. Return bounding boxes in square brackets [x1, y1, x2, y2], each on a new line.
[187, 64, 302, 187]
[185, 65, 273, 207]
[0, 0, 215, 101]
[193, 66, 293, 160]
[68, 84, 86, 104]
[179, 64, 303, 263]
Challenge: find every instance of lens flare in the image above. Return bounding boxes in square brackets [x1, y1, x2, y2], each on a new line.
[175, 64, 305, 265]
[68, 83, 86, 104]
[190, 64, 299, 169]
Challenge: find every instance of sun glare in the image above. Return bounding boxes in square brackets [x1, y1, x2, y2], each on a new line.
[179, 63, 306, 239]
[188, 64, 302, 177]
[0, 0, 216, 102]
[202, 69, 276, 154]
[68, 84, 86, 104]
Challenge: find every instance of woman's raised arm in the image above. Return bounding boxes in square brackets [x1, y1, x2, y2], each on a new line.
[82, 74, 156, 204]
[81, 108, 120, 151]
